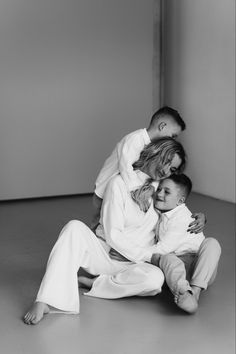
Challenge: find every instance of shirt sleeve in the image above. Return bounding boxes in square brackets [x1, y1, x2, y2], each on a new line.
[153, 216, 189, 255]
[117, 133, 146, 191]
[101, 178, 154, 263]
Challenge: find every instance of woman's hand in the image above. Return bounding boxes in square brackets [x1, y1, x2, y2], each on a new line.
[187, 212, 207, 234]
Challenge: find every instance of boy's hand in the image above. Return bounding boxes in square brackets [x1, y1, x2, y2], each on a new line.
[188, 212, 207, 234]
[151, 253, 161, 266]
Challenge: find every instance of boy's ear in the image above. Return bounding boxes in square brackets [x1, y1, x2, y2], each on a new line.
[177, 196, 185, 205]
[158, 122, 167, 131]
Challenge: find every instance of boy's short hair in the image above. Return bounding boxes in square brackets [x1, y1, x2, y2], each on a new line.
[150, 106, 186, 131]
[167, 173, 192, 199]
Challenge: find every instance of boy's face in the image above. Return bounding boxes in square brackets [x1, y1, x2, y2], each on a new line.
[154, 179, 184, 212]
[158, 118, 182, 139]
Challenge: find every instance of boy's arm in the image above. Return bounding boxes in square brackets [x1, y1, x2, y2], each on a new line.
[117, 133, 146, 191]
[152, 216, 190, 256]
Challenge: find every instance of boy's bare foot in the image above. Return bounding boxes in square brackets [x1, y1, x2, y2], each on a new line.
[191, 285, 201, 301]
[78, 276, 97, 289]
[174, 290, 198, 314]
[23, 302, 50, 325]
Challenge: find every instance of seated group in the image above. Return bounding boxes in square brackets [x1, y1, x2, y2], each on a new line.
[23, 107, 221, 325]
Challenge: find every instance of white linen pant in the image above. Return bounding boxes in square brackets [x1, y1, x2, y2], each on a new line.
[36, 220, 164, 313]
[159, 237, 221, 295]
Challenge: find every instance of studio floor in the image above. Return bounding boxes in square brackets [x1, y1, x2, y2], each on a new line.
[0, 193, 235, 354]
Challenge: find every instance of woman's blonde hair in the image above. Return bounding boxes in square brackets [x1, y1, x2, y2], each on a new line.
[131, 138, 186, 211]
[133, 137, 186, 174]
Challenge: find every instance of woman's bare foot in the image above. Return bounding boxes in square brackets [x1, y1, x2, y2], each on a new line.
[23, 302, 50, 325]
[78, 276, 97, 289]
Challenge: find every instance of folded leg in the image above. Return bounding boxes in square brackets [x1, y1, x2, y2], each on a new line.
[190, 237, 221, 290]
[159, 254, 198, 314]
[159, 253, 192, 295]
[86, 262, 164, 299]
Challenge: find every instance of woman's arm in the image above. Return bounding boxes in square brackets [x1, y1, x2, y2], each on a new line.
[187, 212, 207, 234]
[101, 177, 154, 263]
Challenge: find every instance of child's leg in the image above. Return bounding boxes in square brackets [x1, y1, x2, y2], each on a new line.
[159, 253, 192, 295]
[90, 193, 103, 231]
[190, 237, 221, 290]
[176, 238, 221, 311]
[159, 253, 198, 314]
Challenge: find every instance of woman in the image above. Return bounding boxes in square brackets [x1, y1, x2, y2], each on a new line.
[23, 138, 203, 325]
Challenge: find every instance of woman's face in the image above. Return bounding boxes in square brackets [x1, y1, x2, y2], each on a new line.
[147, 153, 182, 181]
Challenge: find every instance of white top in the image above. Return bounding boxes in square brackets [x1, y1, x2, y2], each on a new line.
[96, 175, 204, 264]
[96, 172, 159, 263]
[154, 204, 205, 256]
[95, 129, 151, 198]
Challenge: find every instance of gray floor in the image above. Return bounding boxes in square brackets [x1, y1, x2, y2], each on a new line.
[0, 193, 235, 354]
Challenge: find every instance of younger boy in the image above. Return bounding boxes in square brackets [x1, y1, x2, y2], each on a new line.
[91, 106, 186, 231]
[151, 174, 221, 314]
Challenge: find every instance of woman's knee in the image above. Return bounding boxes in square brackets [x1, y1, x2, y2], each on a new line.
[67, 220, 91, 232]
[61, 220, 90, 243]
[146, 266, 165, 291]
[66, 219, 83, 228]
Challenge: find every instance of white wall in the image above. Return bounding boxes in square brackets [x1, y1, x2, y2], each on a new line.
[163, 0, 235, 202]
[0, 0, 154, 200]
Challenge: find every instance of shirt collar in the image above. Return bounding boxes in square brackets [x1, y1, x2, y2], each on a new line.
[161, 203, 186, 219]
[143, 128, 151, 144]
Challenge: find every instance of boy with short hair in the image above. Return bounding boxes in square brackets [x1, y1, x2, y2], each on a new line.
[151, 174, 221, 314]
[91, 106, 186, 231]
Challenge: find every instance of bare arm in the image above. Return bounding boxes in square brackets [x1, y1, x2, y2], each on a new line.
[187, 212, 207, 234]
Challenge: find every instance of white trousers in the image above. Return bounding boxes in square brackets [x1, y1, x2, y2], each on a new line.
[36, 220, 164, 313]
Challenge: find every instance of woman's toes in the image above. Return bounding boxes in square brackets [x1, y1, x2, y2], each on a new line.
[23, 302, 49, 325]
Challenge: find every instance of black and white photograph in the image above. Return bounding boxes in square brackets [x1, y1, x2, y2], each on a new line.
[0, 1, 235, 353]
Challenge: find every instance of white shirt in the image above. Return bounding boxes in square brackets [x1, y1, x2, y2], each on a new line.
[154, 204, 205, 256]
[96, 172, 159, 263]
[95, 129, 151, 198]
